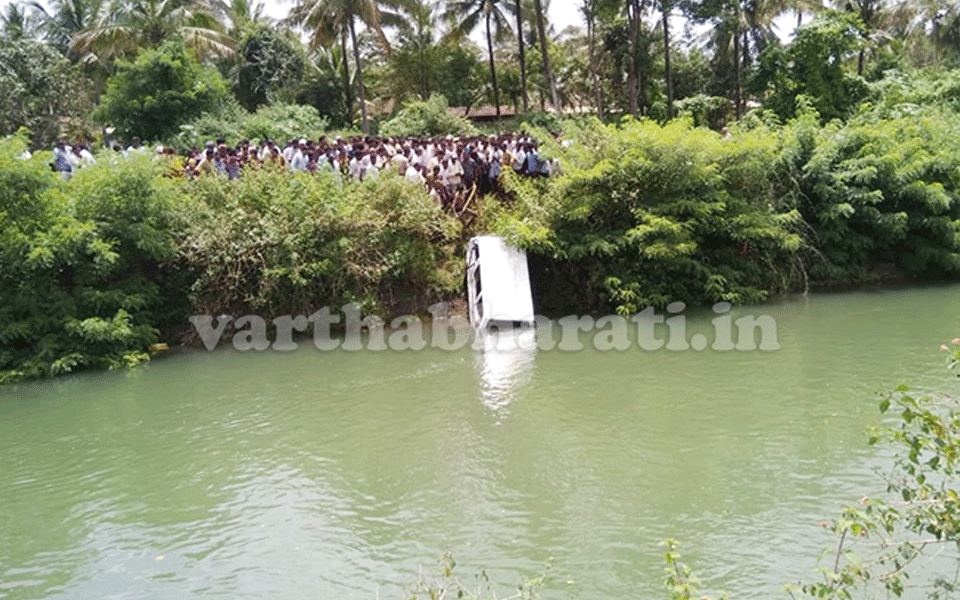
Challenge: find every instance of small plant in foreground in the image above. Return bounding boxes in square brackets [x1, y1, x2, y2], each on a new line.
[408, 553, 549, 600]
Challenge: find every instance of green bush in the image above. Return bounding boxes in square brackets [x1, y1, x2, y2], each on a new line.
[94, 40, 230, 143]
[380, 94, 477, 138]
[0, 39, 94, 148]
[0, 135, 180, 382]
[172, 99, 247, 151]
[241, 103, 328, 143]
[489, 117, 804, 313]
[673, 94, 732, 129]
[781, 108, 960, 283]
[176, 166, 460, 319]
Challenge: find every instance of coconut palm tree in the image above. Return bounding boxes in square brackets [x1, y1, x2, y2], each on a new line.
[288, 0, 397, 134]
[532, 0, 560, 111]
[834, 0, 912, 73]
[661, 0, 674, 118]
[71, 0, 235, 64]
[27, 0, 103, 55]
[1, 2, 39, 39]
[443, 0, 514, 119]
[920, 0, 960, 62]
[515, 0, 528, 111]
[390, 0, 438, 100]
[217, 0, 269, 34]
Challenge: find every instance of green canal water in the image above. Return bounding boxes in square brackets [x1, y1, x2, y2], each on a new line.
[4, 286, 960, 600]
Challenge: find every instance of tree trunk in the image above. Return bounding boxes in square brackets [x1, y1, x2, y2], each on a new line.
[341, 26, 353, 128]
[516, 0, 528, 112]
[858, 47, 865, 75]
[627, 0, 640, 117]
[586, 7, 602, 118]
[348, 13, 369, 135]
[662, 1, 673, 120]
[534, 0, 560, 112]
[733, 14, 742, 119]
[486, 13, 501, 119]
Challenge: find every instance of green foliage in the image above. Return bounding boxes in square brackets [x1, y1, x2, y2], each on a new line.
[173, 99, 247, 151]
[235, 25, 308, 111]
[662, 540, 726, 600]
[862, 69, 960, 119]
[174, 102, 329, 150]
[94, 40, 230, 143]
[673, 94, 731, 129]
[241, 103, 328, 143]
[437, 46, 488, 110]
[380, 94, 478, 138]
[176, 166, 461, 318]
[0, 135, 179, 382]
[751, 13, 870, 123]
[782, 108, 960, 283]
[490, 117, 805, 313]
[514, 111, 563, 134]
[799, 342, 960, 599]
[385, 42, 488, 110]
[0, 38, 94, 148]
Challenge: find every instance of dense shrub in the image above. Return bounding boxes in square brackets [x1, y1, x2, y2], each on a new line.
[781, 108, 960, 283]
[488, 117, 805, 314]
[241, 103, 329, 143]
[176, 166, 461, 319]
[0, 135, 179, 382]
[380, 95, 477, 138]
[94, 40, 230, 143]
[673, 94, 732, 129]
[172, 99, 247, 151]
[174, 102, 329, 150]
[0, 39, 94, 148]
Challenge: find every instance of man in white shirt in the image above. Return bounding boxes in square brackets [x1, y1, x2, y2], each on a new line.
[282, 140, 297, 166]
[445, 157, 463, 189]
[405, 164, 425, 184]
[291, 143, 309, 171]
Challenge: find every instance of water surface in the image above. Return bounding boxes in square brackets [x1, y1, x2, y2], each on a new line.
[3, 286, 960, 600]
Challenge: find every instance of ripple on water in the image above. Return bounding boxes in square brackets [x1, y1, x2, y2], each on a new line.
[4, 288, 960, 600]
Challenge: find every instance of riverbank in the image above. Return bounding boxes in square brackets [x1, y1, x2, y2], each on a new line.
[6, 106, 960, 381]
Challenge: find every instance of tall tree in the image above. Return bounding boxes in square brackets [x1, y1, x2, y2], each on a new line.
[532, 0, 560, 111]
[661, 0, 673, 118]
[1, 2, 38, 39]
[580, 0, 617, 118]
[444, 0, 513, 119]
[391, 0, 438, 100]
[581, 0, 600, 116]
[72, 0, 235, 64]
[515, 0, 528, 111]
[288, 0, 395, 134]
[834, 0, 915, 73]
[27, 0, 103, 56]
[628, 0, 644, 116]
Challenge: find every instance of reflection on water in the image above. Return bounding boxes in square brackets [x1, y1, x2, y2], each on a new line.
[473, 327, 537, 417]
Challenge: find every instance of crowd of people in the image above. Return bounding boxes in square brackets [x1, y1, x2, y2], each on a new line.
[49, 133, 559, 215]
